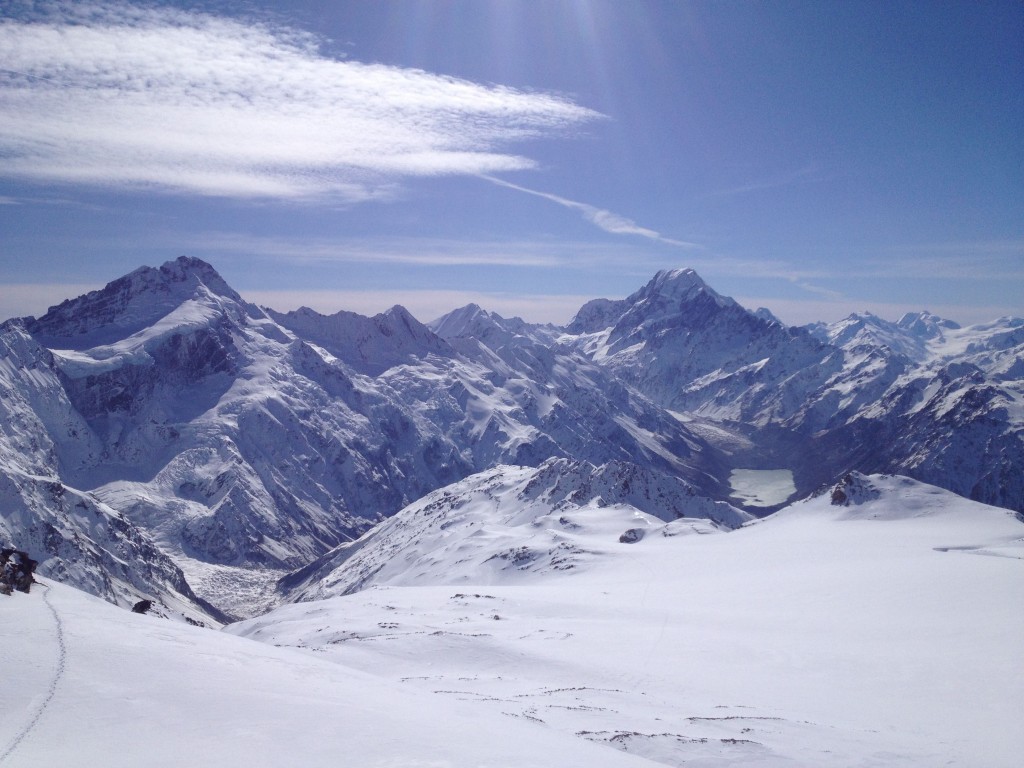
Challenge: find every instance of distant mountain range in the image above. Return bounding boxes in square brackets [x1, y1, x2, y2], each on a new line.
[2, 257, 1020, 621]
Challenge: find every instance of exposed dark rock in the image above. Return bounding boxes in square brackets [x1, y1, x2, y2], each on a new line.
[619, 528, 645, 544]
[1, 548, 38, 594]
[131, 599, 154, 614]
[830, 473, 881, 506]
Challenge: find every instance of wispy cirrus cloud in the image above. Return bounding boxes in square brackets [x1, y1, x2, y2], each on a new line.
[702, 165, 821, 199]
[0, 1, 600, 201]
[481, 175, 701, 248]
[185, 232, 571, 268]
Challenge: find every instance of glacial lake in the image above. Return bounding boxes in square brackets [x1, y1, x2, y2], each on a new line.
[729, 468, 797, 507]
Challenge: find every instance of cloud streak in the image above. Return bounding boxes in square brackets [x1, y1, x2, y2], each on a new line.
[185, 232, 572, 268]
[481, 175, 700, 248]
[702, 165, 821, 199]
[0, 1, 600, 200]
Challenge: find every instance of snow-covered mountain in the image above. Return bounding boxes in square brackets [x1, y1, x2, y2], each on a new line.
[563, 268, 1024, 512]
[0, 258, 721, 618]
[565, 268, 830, 420]
[1, 257, 1021, 620]
[809, 314, 1024, 509]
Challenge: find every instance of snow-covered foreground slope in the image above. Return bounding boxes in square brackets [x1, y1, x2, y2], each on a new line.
[3, 474, 1021, 767]
[0, 581, 650, 768]
[231, 475, 1024, 767]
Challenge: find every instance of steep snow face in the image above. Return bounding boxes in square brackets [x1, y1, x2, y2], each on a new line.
[279, 459, 750, 601]
[0, 320, 216, 622]
[232, 474, 1024, 768]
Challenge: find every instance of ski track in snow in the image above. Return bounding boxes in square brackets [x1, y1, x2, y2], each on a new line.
[0, 583, 67, 765]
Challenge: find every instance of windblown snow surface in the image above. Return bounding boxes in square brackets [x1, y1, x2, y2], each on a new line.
[2, 473, 1022, 767]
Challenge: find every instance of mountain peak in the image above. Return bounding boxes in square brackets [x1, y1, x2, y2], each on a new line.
[270, 302, 451, 375]
[652, 267, 705, 290]
[24, 257, 243, 348]
[627, 267, 734, 311]
[565, 268, 734, 336]
[429, 303, 493, 339]
[896, 311, 961, 339]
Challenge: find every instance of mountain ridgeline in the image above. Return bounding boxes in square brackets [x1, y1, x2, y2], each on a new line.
[1, 257, 1020, 620]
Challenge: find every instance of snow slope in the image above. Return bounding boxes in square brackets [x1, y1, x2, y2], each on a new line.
[232, 474, 1024, 767]
[0, 580, 650, 768]
[4, 472, 1021, 767]
[279, 459, 750, 601]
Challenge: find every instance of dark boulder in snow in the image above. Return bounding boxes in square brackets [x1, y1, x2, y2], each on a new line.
[619, 528, 646, 544]
[132, 599, 154, 614]
[1, 547, 38, 594]
[830, 473, 881, 506]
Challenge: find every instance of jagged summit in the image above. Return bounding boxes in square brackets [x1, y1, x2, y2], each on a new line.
[566, 296, 628, 334]
[24, 256, 245, 349]
[753, 307, 783, 325]
[429, 304, 560, 358]
[268, 302, 452, 376]
[823, 312, 930, 361]
[566, 268, 736, 336]
[643, 267, 707, 296]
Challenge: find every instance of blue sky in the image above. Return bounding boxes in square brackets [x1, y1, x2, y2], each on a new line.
[1, 0, 1021, 326]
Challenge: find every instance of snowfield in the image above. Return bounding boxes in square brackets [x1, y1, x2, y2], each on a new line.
[4, 473, 1021, 767]
[0, 583, 649, 768]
